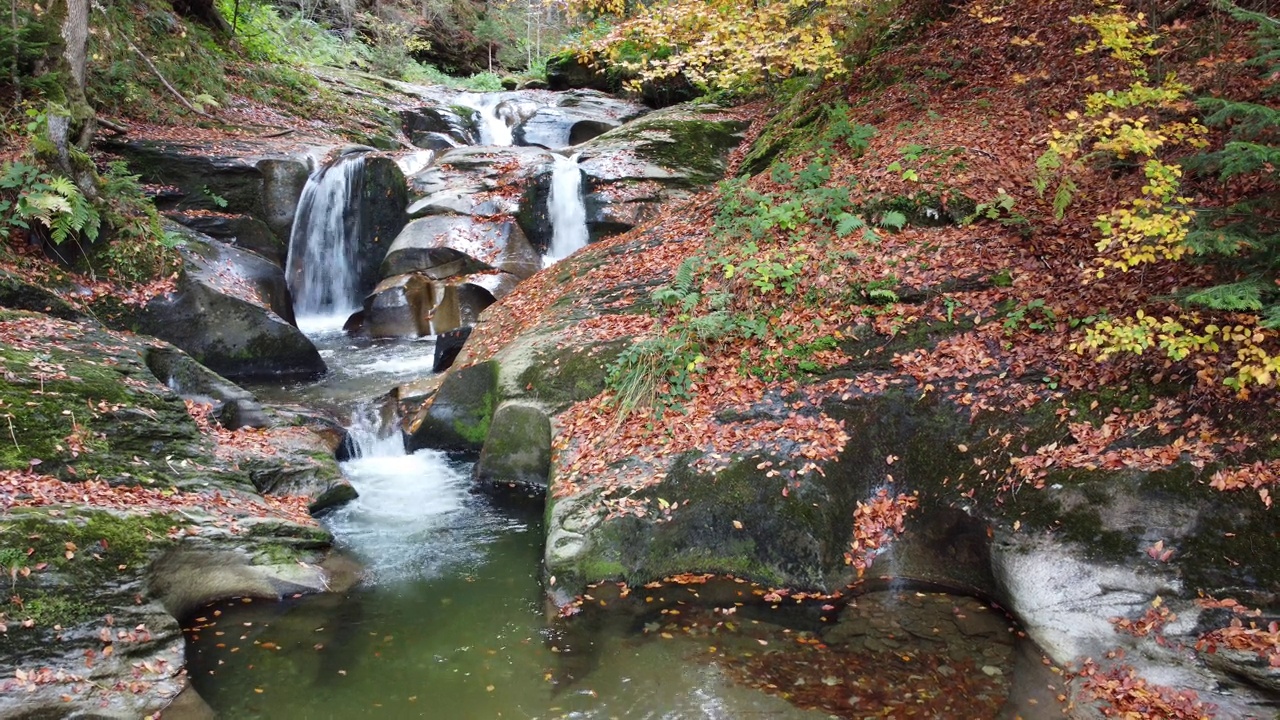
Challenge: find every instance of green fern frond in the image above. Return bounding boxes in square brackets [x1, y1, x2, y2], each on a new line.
[1184, 281, 1265, 312]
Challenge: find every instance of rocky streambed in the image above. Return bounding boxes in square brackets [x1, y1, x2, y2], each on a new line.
[2, 70, 1276, 720]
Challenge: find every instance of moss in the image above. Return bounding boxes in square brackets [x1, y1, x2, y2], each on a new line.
[0, 316, 206, 481]
[577, 558, 625, 581]
[453, 387, 496, 445]
[0, 510, 178, 572]
[600, 113, 747, 187]
[517, 340, 627, 409]
[21, 592, 96, 627]
[0, 510, 178, 632]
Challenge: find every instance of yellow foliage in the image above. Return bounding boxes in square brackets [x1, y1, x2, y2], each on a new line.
[1074, 313, 1280, 390]
[566, 0, 882, 90]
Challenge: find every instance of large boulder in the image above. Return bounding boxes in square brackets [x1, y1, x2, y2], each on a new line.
[362, 273, 460, 338]
[413, 212, 1280, 716]
[401, 104, 478, 148]
[120, 225, 326, 381]
[406, 145, 549, 219]
[474, 402, 552, 494]
[575, 104, 749, 241]
[380, 214, 540, 281]
[405, 360, 499, 452]
[164, 211, 287, 267]
[545, 51, 700, 108]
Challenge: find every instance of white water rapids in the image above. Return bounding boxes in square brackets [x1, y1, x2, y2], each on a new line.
[457, 93, 513, 147]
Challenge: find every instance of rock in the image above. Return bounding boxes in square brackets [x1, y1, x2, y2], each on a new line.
[434, 326, 472, 372]
[405, 360, 499, 452]
[401, 104, 479, 148]
[546, 52, 618, 94]
[121, 224, 326, 381]
[0, 267, 84, 320]
[407, 145, 549, 219]
[545, 50, 699, 108]
[102, 138, 328, 242]
[474, 402, 552, 493]
[0, 310, 341, 720]
[165, 211, 287, 267]
[143, 343, 270, 430]
[381, 214, 541, 281]
[512, 90, 649, 149]
[0, 310, 208, 479]
[362, 273, 462, 338]
[576, 103, 749, 240]
[461, 271, 520, 303]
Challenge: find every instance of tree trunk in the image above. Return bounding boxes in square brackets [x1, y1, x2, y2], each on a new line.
[41, 0, 98, 198]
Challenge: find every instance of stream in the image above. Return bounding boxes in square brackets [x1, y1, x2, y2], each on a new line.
[184, 334, 1054, 719]
[184, 91, 1053, 718]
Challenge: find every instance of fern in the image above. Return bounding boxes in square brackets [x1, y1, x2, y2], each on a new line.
[834, 212, 866, 237]
[878, 210, 907, 231]
[1184, 281, 1265, 312]
[673, 257, 696, 293]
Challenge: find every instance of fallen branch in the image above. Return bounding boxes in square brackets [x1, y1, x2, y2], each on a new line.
[97, 117, 129, 135]
[126, 38, 216, 120]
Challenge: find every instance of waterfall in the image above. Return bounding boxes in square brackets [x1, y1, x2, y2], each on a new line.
[344, 402, 407, 460]
[286, 154, 366, 336]
[543, 153, 589, 265]
[457, 93, 513, 147]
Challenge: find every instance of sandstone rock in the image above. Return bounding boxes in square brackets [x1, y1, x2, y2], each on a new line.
[381, 214, 540, 281]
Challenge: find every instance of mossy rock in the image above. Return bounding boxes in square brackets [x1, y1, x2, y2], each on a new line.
[0, 311, 208, 481]
[405, 360, 499, 453]
[515, 340, 626, 411]
[111, 227, 326, 382]
[0, 268, 84, 320]
[579, 105, 749, 190]
[475, 402, 552, 493]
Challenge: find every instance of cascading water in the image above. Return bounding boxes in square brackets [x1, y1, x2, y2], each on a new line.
[457, 93, 513, 147]
[543, 153, 589, 265]
[285, 154, 367, 336]
[330, 403, 472, 583]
